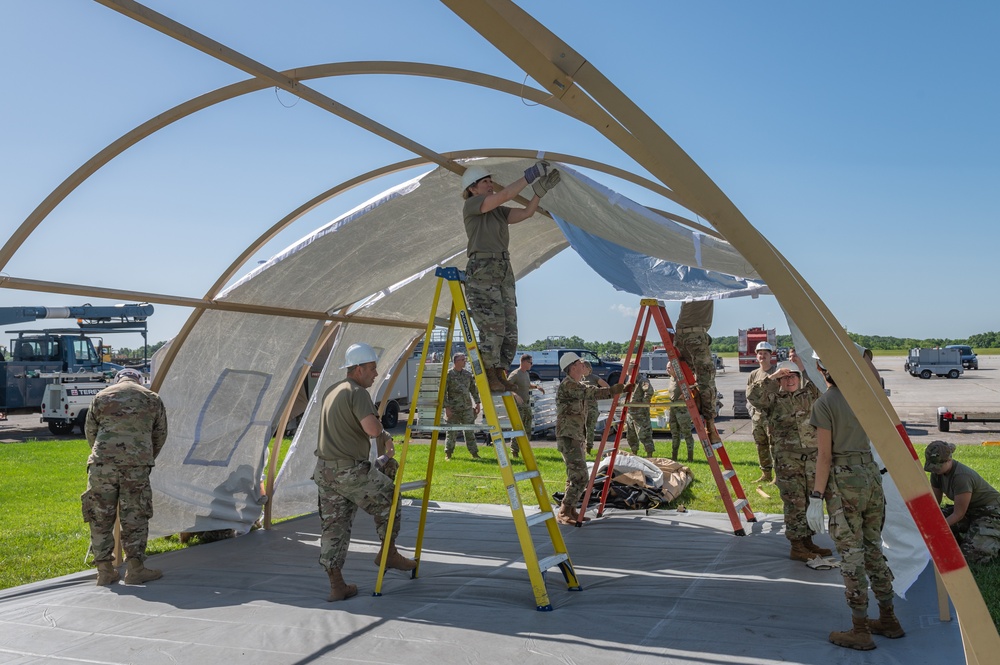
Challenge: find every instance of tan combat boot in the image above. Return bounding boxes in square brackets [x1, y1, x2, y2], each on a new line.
[497, 368, 518, 393]
[868, 604, 905, 638]
[123, 558, 163, 585]
[671, 444, 680, 460]
[374, 539, 417, 571]
[829, 616, 876, 650]
[484, 367, 506, 393]
[326, 567, 358, 601]
[803, 536, 833, 557]
[687, 447, 694, 462]
[555, 504, 576, 525]
[754, 469, 773, 483]
[789, 539, 821, 562]
[95, 561, 119, 586]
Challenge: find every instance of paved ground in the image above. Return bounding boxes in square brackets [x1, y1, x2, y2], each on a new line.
[4, 354, 998, 446]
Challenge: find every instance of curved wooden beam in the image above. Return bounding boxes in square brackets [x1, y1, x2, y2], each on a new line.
[440, 0, 999, 658]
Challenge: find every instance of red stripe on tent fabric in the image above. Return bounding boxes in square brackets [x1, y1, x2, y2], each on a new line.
[906, 493, 967, 574]
[895, 423, 918, 460]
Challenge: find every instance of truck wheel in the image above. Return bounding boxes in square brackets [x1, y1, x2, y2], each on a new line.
[920, 370, 932, 379]
[48, 421, 74, 435]
[381, 401, 399, 429]
[938, 416, 950, 432]
[529, 372, 540, 382]
[948, 369, 960, 379]
[75, 409, 88, 434]
[607, 372, 621, 385]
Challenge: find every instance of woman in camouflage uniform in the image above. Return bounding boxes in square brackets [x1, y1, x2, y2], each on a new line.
[926, 440, 1000, 564]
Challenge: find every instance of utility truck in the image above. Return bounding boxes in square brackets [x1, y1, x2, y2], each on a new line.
[0, 304, 153, 433]
[738, 327, 776, 372]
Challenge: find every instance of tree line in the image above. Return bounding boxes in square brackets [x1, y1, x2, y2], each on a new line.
[522, 331, 1000, 359]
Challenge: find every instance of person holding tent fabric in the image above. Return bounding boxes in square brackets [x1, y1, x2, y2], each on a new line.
[313, 343, 416, 602]
[461, 161, 561, 393]
[807, 350, 902, 650]
[746, 351, 831, 562]
[673, 300, 718, 436]
[82, 367, 167, 586]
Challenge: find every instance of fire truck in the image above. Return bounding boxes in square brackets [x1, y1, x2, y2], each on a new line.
[737, 326, 776, 372]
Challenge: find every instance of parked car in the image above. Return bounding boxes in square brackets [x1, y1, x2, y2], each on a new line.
[945, 345, 978, 370]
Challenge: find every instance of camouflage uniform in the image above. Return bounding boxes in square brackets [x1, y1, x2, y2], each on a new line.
[667, 376, 694, 460]
[811, 386, 894, 615]
[463, 195, 517, 369]
[81, 379, 168, 564]
[506, 366, 533, 456]
[314, 378, 401, 571]
[748, 364, 778, 472]
[930, 459, 1000, 564]
[556, 376, 613, 510]
[673, 300, 716, 422]
[747, 375, 820, 541]
[581, 371, 602, 454]
[444, 367, 481, 457]
[625, 377, 656, 455]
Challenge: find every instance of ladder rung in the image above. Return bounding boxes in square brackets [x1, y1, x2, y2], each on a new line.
[711, 442, 724, 450]
[721, 469, 736, 481]
[537, 553, 570, 572]
[501, 430, 525, 439]
[526, 510, 553, 527]
[399, 480, 427, 492]
[513, 469, 540, 482]
[733, 498, 749, 513]
[409, 424, 491, 432]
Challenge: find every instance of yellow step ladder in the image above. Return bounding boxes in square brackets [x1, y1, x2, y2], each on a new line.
[374, 266, 581, 610]
[580, 298, 756, 535]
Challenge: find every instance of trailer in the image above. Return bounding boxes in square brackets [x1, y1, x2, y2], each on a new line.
[906, 347, 963, 379]
[937, 406, 1000, 432]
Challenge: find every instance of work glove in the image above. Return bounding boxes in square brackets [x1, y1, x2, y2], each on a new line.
[531, 169, 561, 198]
[523, 160, 551, 184]
[609, 383, 626, 396]
[806, 497, 827, 534]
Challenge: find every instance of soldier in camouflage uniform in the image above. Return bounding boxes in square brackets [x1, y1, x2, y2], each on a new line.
[746, 353, 832, 562]
[556, 353, 629, 524]
[313, 343, 416, 602]
[461, 162, 560, 393]
[625, 375, 656, 457]
[506, 354, 544, 459]
[673, 301, 718, 436]
[666, 365, 694, 462]
[444, 353, 482, 461]
[82, 367, 167, 586]
[581, 361, 608, 455]
[926, 440, 1000, 565]
[807, 352, 902, 651]
[747, 342, 778, 482]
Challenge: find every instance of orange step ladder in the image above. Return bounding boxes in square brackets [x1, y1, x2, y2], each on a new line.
[578, 298, 755, 535]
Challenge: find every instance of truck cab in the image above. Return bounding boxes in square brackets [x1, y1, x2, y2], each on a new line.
[511, 348, 623, 384]
[945, 345, 978, 370]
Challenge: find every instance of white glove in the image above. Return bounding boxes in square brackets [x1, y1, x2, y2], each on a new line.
[806, 497, 827, 534]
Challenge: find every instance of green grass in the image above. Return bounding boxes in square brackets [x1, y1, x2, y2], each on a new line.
[3, 437, 999, 627]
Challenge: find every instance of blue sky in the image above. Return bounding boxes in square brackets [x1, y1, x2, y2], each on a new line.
[2, 1, 998, 348]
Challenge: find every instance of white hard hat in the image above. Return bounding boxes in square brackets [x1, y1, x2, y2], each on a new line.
[559, 351, 582, 372]
[776, 361, 800, 375]
[115, 368, 143, 384]
[341, 343, 379, 369]
[755, 341, 774, 353]
[461, 165, 492, 191]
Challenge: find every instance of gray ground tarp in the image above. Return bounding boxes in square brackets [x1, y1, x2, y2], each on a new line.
[0, 505, 960, 664]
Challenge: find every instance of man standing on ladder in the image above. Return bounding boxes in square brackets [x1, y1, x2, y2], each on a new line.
[444, 352, 482, 461]
[748, 341, 778, 482]
[460, 161, 561, 393]
[313, 343, 417, 602]
[673, 300, 719, 440]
